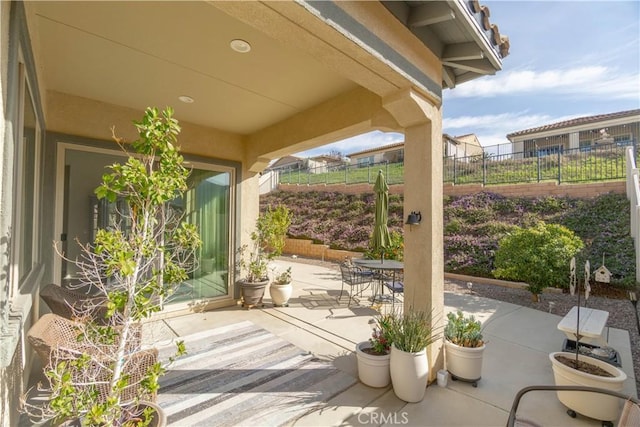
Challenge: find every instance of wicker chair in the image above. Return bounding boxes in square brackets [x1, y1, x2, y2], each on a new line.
[27, 313, 154, 403]
[39, 283, 109, 323]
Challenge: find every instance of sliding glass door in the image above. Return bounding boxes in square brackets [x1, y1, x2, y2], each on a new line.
[59, 145, 234, 309]
[171, 169, 231, 303]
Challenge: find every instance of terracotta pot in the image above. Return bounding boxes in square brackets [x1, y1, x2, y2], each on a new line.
[445, 340, 485, 383]
[239, 279, 268, 308]
[549, 351, 627, 422]
[269, 282, 293, 307]
[355, 341, 391, 388]
[389, 344, 428, 402]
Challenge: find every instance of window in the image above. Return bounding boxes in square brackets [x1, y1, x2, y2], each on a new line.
[579, 141, 592, 152]
[614, 134, 632, 146]
[537, 145, 562, 157]
[14, 61, 42, 288]
[356, 156, 374, 167]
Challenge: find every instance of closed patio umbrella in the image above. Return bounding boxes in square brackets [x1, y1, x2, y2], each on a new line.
[372, 170, 391, 262]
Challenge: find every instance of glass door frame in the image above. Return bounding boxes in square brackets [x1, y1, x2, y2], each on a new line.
[53, 142, 237, 315]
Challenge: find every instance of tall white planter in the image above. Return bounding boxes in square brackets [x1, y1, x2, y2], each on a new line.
[355, 342, 391, 388]
[390, 344, 429, 402]
[549, 351, 627, 422]
[444, 340, 485, 385]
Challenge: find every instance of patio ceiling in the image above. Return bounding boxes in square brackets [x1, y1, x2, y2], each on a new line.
[25, 1, 506, 141]
[26, 1, 357, 136]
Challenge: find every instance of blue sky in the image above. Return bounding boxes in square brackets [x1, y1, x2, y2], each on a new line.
[295, 1, 640, 158]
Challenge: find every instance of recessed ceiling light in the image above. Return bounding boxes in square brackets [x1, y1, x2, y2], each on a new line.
[178, 95, 194, 104]
[230, 39, 251, 53]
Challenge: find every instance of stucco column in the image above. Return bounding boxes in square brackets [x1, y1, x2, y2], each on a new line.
[383, 89, 444, 381]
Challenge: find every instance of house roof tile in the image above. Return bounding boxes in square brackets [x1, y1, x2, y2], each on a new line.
[346, 142, 405, 158]
[507, 109, 640, 139]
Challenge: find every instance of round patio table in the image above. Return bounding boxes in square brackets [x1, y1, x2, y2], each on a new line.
[353, 259, 403, 305]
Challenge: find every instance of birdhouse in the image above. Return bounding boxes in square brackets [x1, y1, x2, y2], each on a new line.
[594, 254, 611, 283]
[594, 265, 611, 283]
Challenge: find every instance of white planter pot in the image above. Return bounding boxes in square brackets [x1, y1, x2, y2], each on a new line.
[269, 282, 293, 306]
[390, 344, 429, 402]
[355, 342, 391, 388]
[549, 351, 627, 422]
[445, 340, 485, 383]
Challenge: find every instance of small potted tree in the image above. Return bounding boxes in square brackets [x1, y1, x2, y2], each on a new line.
[21, 107, 201, 426]
[237, 239, 270, 308]
[444, 310, 485, 387]
[238, 205, 291, 308]
[355, 312, 393, 388]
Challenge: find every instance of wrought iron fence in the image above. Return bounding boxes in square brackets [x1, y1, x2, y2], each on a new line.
[276, 141, 638, 187]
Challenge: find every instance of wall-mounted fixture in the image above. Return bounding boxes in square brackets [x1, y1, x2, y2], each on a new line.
[406, 211, 422, 225]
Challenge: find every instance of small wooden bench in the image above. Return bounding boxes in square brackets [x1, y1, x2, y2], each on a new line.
[557, 306, 609, 347]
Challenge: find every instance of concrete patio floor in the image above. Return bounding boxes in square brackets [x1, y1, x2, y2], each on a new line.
[143, 258, 637, 427]
[22, 259, 636, 426]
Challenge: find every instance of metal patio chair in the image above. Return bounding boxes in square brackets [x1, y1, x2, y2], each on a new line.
[383, 269, 404, 309]
[339, 263, 373, 306]
[507, 385, 640, 427]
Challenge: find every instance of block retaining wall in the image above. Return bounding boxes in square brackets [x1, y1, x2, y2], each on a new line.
[283, 238, 363, 262]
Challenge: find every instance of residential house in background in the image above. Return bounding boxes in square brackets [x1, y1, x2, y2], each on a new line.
[507, 109, 640, 159]
[444, 133, 484, 158]
[347, 142, 405, 166]
[268, 154, 343, 174]
[0, 1, 508, 424]
[348, 133, 484, 166]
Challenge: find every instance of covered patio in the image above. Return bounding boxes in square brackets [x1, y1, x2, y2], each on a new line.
[1, 1, 514, 425]
[131, 259, 636, 425]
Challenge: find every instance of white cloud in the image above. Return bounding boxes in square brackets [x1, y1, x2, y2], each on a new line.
[447, 66, 639, 100]
[444, 112, 591, 147]
[294, 131, 403, 158]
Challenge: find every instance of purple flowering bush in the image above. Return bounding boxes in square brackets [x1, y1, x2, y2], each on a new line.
[261, 190, 635, 289]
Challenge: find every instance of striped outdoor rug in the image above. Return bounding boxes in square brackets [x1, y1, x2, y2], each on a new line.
[157, 320, 356, 426]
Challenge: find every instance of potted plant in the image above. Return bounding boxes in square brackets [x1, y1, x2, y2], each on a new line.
[444, 310, 485, 387]
[236, 241, 270, 308]
[237, 205, 291, 308]
[21, 107, 201, 426]
[388, 309, 441, 402]
[355, 312, 393, 388]
[269, 267, 293, 307]
[549, 258, 627, 423]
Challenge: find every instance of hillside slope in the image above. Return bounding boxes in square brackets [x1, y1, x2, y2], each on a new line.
[260, 190, 635, 289]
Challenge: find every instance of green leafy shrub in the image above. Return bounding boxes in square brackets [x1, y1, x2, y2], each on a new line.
[365, 231, 404, 261]
[444, 218, 463, 234]
[493, 221, 584, 297]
